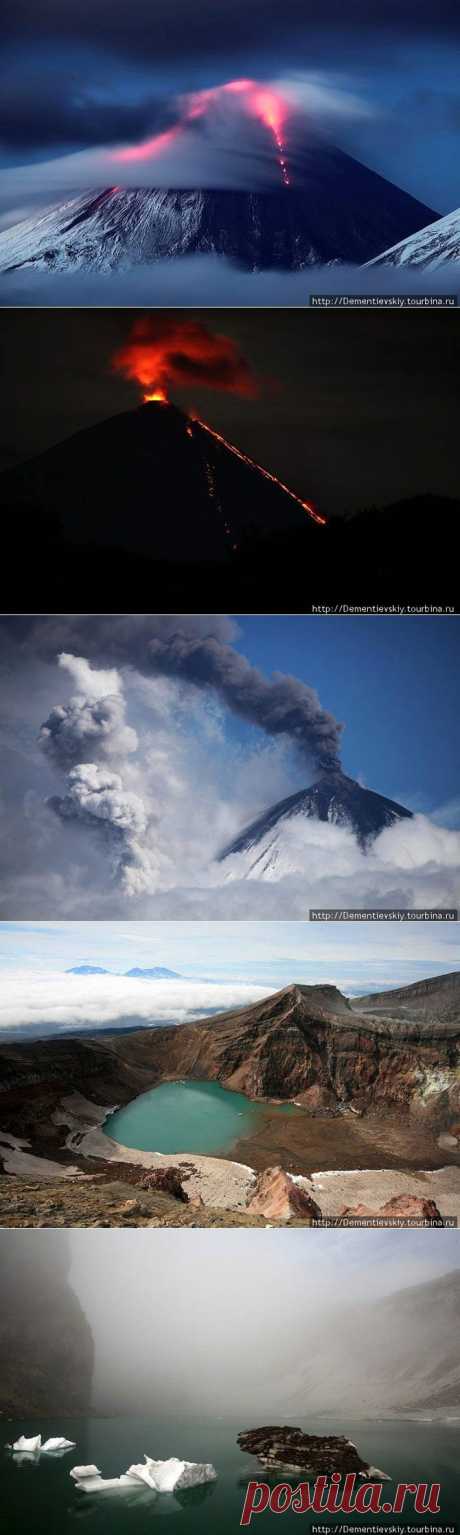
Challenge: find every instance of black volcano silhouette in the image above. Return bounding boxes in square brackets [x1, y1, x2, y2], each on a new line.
[219, 768, 413, 862]
[0, 400, 322, 564]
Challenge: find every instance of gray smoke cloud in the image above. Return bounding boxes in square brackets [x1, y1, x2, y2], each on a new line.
[49, 762, 148, 838]
[47, 763, 163, 896]
[146, 631, 342, 772]
[38, 652, 158, 893]
[35, 616, 343, 774]
[38, 652, 138, 767]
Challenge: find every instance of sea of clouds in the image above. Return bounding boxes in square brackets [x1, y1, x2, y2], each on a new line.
[1, 255, 458, 308]
[0, 971, 270, 1039]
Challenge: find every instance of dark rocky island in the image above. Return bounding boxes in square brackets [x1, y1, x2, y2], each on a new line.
[237, 1426, 389, 1477]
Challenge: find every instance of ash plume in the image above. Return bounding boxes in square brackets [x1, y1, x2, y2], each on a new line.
[48, 763, 155, 895]
[111, 315, 260, 401]
[35, 616, 342, 774]
[34, 616, 343, 897]
[39, 653, 137, 768]
[146, 630, 343, 772]
[50, 762, 147, 838]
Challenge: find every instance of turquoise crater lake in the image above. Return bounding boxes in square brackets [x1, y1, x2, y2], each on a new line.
[103, 1080, 267, 1156]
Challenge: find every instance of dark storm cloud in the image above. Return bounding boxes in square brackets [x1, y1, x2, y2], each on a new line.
[1, 0, 459, 160]
[0, 73, 176, 153]
[3, 0, 460, 57]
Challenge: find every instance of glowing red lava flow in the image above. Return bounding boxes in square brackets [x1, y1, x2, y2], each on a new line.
[116, 126, 180, 164]
[193, 417, 326, 525]
[113, 79, 292, 181]
[251, 88, 291, 185]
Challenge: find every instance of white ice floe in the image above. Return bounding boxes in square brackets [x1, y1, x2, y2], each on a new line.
[70, 1466, 101, 1480]
[71, 1463, 140, 1493]
[9, 1433, 76, 1453]
[42, 1437, 76, 1452]
[10, 1435, 42, 1453]
[129, 1456, 217, 1491]
[70, 1455, 217, 1494]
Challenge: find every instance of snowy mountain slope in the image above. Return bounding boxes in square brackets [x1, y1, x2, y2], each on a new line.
[0, 190, 206, 273]
[366, 206, 460, 269]
[0, 167, 436, 274]
[218, 771, 413, 880]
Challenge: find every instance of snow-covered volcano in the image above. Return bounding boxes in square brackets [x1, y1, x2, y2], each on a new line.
[0, 161, 436, 275]
[218, 770, 413, 878]
[367, 206, 460, 269]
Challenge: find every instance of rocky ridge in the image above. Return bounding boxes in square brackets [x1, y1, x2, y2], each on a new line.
[1, 977, 459, 1146]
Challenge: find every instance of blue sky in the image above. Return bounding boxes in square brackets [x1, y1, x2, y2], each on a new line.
[1, 920, 458, 995]
[234, 615, 460, 816]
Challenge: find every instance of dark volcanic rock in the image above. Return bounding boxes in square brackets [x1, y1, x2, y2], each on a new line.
[354, 972, 460, 1029]
[140, 1167, 189, 1202]
[237, 1426, 388, 1477]
[0, 401, 317, 568]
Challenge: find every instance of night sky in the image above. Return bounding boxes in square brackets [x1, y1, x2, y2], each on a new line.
[0, 308, 458, 516]
[1, 0, 460, 217]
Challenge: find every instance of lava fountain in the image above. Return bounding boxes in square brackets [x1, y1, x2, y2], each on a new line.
[111, 315, 259, 402]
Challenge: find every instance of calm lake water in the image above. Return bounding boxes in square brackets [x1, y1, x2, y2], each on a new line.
[104, 1080, 269, 1155]
[2, 1417, 459, 1535]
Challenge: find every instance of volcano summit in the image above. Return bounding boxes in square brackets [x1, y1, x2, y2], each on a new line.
[0, 399, 322, 566]
[219, 769, 413, 875]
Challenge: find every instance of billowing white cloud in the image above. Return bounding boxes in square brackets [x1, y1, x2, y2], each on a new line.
[377, 814, 460, 871]
[222, 811, 460, 888]
[0, 971, 270, 1037]
[51, 762, 148, 837]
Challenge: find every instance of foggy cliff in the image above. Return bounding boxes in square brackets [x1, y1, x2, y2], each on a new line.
[1, 1230, 458, 1421]
[0, 1230, 94, 1417]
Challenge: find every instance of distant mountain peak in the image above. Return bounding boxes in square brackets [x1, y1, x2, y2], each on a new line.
[125, 967, 181, 979]
[66, 965, 109, 974]
[367, 205, 460, 269]
[66, 964, 182, 979]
